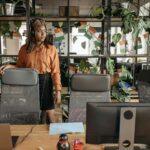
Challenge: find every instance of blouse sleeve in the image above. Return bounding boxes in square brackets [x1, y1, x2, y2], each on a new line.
[51, 46, 62, 91]
[16, 45, 26, 68]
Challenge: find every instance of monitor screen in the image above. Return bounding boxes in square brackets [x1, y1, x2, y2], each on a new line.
[86, 102, 150, 147]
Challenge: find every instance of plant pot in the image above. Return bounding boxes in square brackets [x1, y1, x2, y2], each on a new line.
[0, 3, 4, 15]
[2, 3, 15, 15]
[121, 2, 129, 8]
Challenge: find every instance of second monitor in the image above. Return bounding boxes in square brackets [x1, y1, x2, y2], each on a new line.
[86, 102, 150, 150]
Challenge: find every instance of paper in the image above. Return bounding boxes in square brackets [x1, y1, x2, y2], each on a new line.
[49, 122, 84, 135]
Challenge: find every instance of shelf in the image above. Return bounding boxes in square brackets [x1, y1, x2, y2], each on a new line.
[1, 16, 147, 22]
[33, 16, 122, 22]
[0, 16, 27, 21]
[110, 54, 148, 58]
[59, 54, 147, 58]
[69, 17, 103, 22]
[0, 16, 100, 22]
[30, 16, 102, 22]
[30, 16, 68, 22]
[0, 54, 147, 58]
[0, 55, 18, 57]
[0, 16, 123, 22]
[0, 16, 128, 22]
[59, 55, 105, 58]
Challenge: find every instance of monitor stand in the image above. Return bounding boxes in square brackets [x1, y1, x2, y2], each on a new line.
[104, 146, 142, 150]
[104, 107, 150, 150]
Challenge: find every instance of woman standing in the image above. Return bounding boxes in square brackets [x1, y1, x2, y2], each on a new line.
[0, 18, 62, 123]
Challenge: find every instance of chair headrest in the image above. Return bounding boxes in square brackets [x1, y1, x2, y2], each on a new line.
[2, 68, 38, 85]
[71, 74, 110, 92]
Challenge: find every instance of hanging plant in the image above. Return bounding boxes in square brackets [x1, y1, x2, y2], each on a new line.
[121, 8, 136, 34]
[94, 40, 103, 51]
[73, 36, 77, 44]
[132, 18, 145, 50]
[106, 57, 115, 75]
[91, 49, 99, 56]
[111, 33, 122, 46]
[90, 6, 105, 19]
[143, 18, 150, 34]
[81, 41, 86, 49]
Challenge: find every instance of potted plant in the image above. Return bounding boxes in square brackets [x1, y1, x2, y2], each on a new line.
[0, 21, 10, 36]
[0, 20, 22, 37]
[2, 0, 22, 15]
[111, 65, 133, 102]
[105, 57, 133, 102]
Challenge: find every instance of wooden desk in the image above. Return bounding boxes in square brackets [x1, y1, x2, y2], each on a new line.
[11, 125, 104, 150]
[11, 125, 145, 150]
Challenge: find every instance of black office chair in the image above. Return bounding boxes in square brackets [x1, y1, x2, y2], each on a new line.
[137, 70, 150, 103]
[0, 68, 40, 124]
[68, 74, 111, 123]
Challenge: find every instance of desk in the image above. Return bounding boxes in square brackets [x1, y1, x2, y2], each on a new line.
[11, 125, 145, 150]
[11, 125, 104, 150]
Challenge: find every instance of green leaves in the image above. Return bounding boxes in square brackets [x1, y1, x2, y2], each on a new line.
[112, 82, 130, 102]
[119, 65, 133, 81]
[143, 18, 150, 34]
[90, 6, 104, 19]
[14, 21, 21, 32]
[78, 59, 90, 73]
[0, 21, 10, 36]
[106, 58, 115, 75]
[112, 33, 122, 45]
[121, 8, 136, 34]
[111, 65, 132, 102]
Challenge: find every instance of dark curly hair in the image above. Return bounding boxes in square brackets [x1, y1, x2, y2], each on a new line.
[26, 18, 50, 53]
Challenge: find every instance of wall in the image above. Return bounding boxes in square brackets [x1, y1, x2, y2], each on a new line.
[35, 0, 100, 16]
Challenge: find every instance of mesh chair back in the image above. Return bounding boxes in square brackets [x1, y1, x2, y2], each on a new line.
[68, 74, 111, 123]
[0, 68, 40, 124]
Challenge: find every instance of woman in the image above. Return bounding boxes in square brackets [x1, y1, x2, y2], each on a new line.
[0, 18, 62, 123]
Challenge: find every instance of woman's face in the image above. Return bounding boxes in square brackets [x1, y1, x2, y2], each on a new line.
[34, 25, 47, 44]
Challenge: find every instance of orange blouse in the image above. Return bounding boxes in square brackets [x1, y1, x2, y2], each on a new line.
[17, 44, 62, 91]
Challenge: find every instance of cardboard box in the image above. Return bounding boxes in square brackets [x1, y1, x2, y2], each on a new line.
[59, 6, 79, 17]
[6, 38, 21, 55]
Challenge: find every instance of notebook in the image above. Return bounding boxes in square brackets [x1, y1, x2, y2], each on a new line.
[0, 124, 13, 150]
[49, 122, 85, 135]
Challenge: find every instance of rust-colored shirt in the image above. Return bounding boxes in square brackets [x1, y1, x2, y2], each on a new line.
[17, 44, 62, 91]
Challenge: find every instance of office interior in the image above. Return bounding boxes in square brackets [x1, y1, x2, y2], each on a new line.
[0, 0, 150, 149]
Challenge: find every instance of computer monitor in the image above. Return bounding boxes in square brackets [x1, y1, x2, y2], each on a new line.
[86, 102, 150, 150]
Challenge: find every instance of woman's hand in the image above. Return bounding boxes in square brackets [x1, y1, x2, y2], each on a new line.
[0, 65, 9, 75]
[0, 64, 16, 75]
[54, 91, 61, 106]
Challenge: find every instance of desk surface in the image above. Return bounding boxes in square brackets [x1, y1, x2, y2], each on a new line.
[11, 123, 144, 150]
[11, 125, 105, 150]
